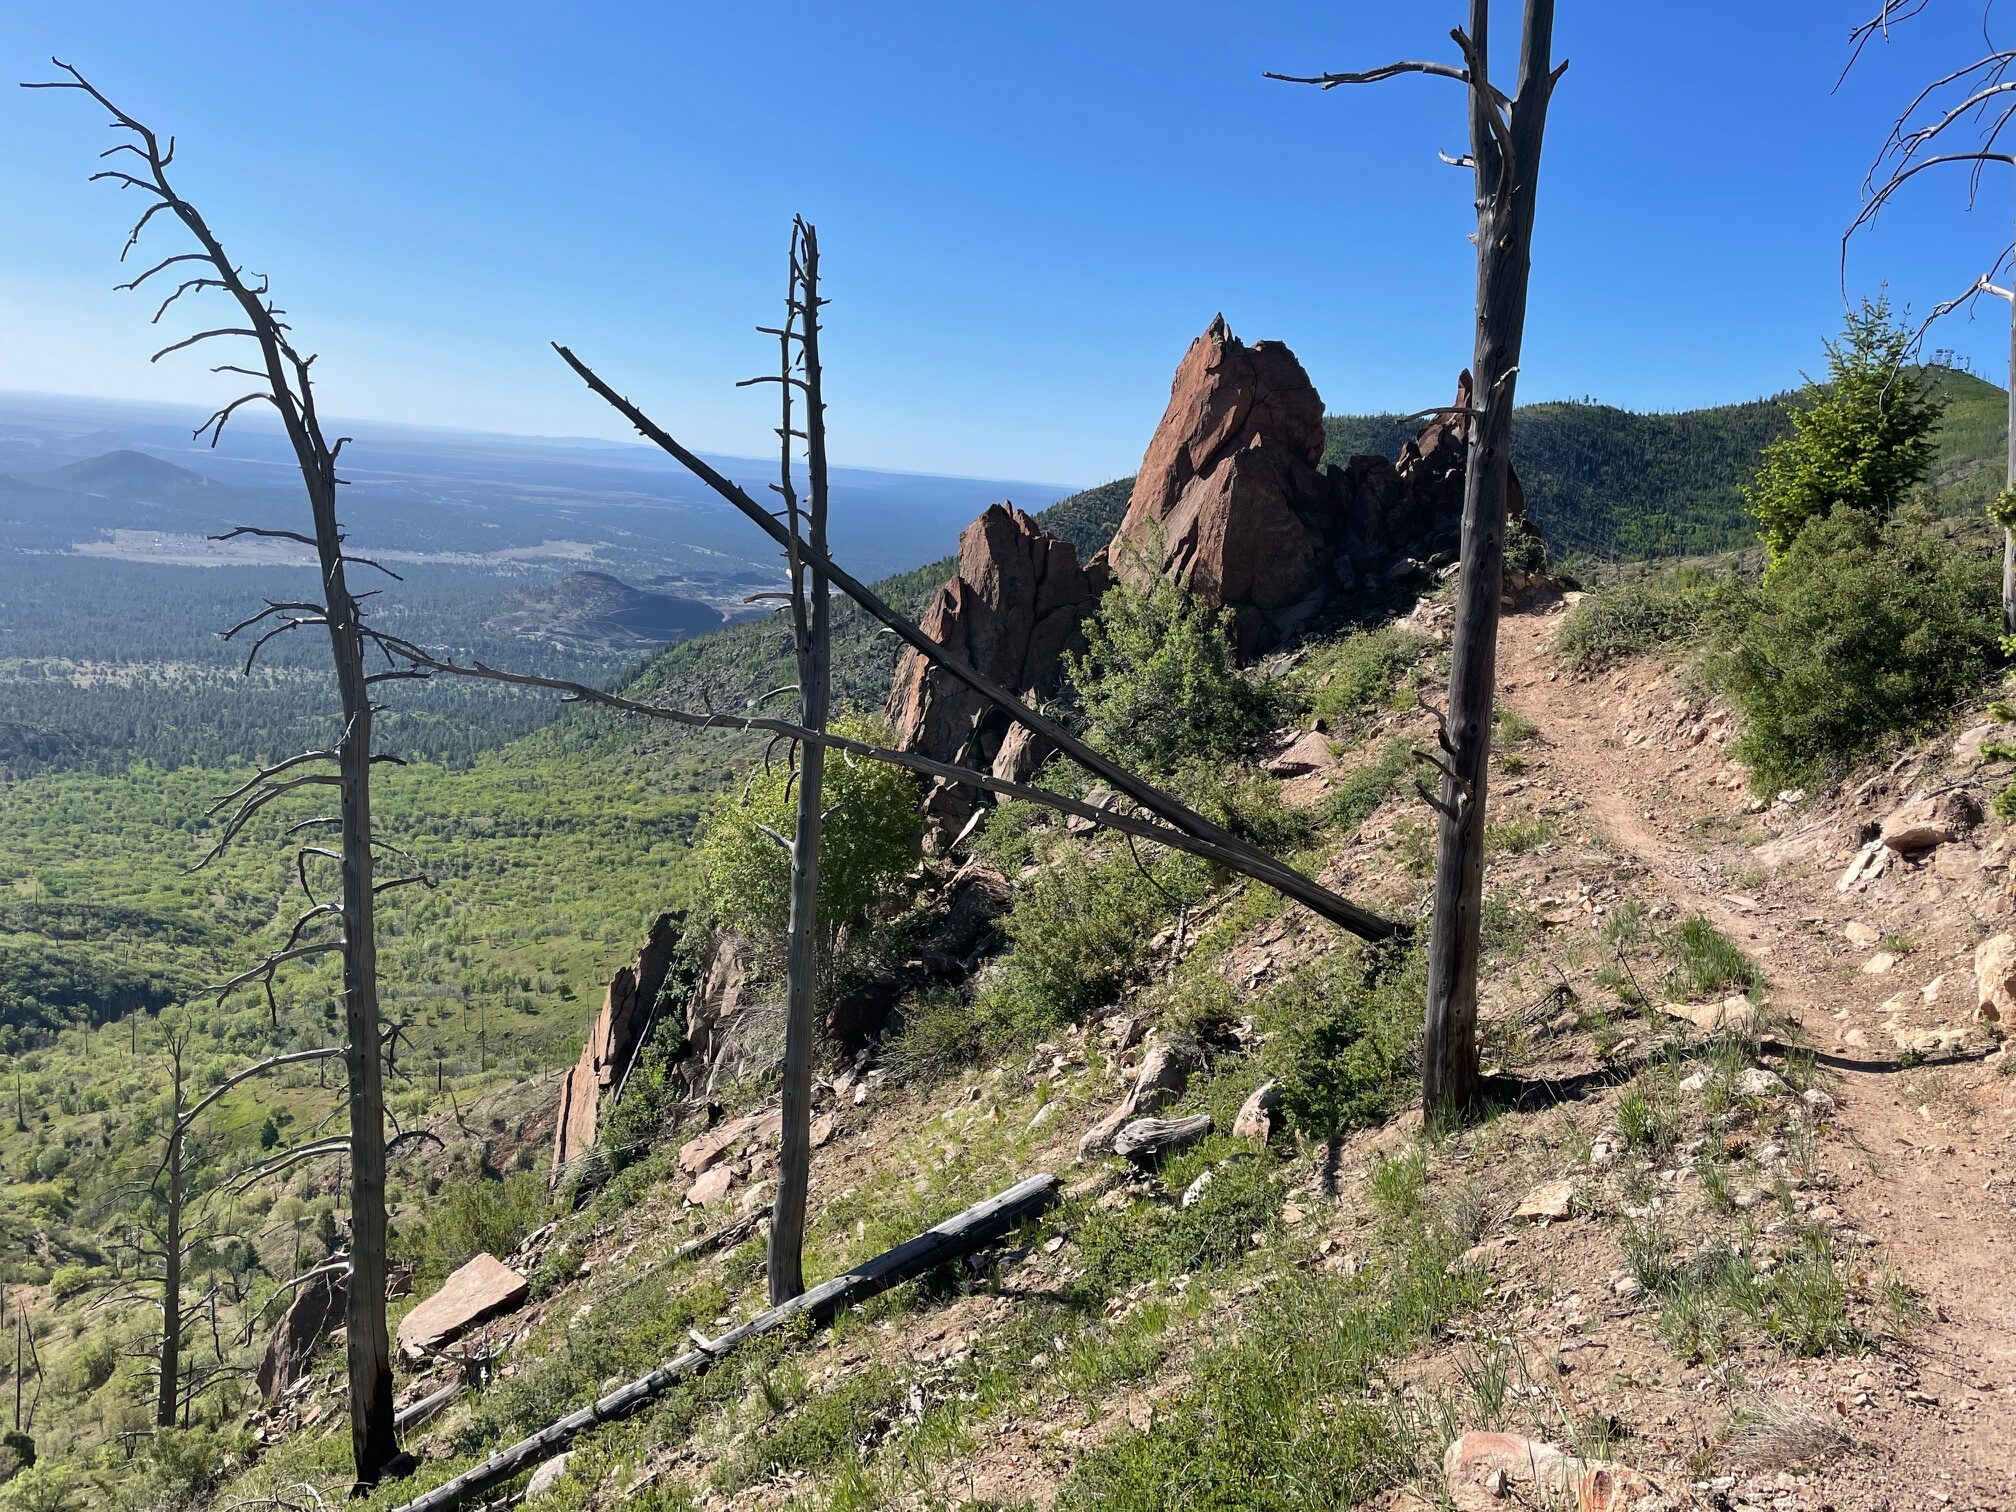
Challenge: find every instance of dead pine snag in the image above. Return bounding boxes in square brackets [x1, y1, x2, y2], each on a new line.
[1271, 0, 1565, 1117]
[26, 60, 422, 1488]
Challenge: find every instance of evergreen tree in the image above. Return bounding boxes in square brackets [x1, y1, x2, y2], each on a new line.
[1747, 296, 1942, 564]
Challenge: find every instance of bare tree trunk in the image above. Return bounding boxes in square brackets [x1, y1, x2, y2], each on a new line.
[157, 1045, 184, 1429]
[29, 63, 408, 1487]
[2005, 289, 2014, 633]
[1421, 0, 1561, 1117]
[325, 509, 398, 1477]
[770, 222, 830, 1304]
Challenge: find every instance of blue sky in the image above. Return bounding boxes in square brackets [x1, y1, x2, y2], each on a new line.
[0, 2, 2006, 484]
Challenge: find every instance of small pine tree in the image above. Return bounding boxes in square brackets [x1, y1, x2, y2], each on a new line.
[1747, 295, 1943, 564]
[1067, 576, 1272, 779]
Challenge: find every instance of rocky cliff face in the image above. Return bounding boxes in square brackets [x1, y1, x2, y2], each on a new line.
[550, 912, 685, 1178]
[1107, 317, 1528, 655]
[885, 503, 1106, 837]
[879, 321, 1533, 828]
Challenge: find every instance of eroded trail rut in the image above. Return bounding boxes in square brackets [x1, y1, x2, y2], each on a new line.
[1496, 603, 2016, 1510]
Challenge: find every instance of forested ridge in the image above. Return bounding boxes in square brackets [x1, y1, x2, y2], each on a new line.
[1325, 365, 2008, 560]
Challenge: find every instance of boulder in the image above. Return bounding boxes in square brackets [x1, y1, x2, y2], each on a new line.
[1443, 1432, 1677, 1512]
[1263, 731, 1335, 778]
[885, 503, 1105, 838]
[678, 1110, 760, 1177]
[1955, 721, 2012, 765]
[1232, 1080, 1282, 1145]
[1513, 1179, 1575, 1222]
[1880, 791, 1980, 853]
[685, 1164, 736, 1207]
[1660, 996, 1757, 1036]
[524, 1452, 573, 1502]
[256, 1263, 346, 1401]
[396, 1254, 529, 1361]
[1975, 932, 2016, 1024]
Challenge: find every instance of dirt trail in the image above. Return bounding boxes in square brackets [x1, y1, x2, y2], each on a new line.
[1496, 602, 2016, 1511]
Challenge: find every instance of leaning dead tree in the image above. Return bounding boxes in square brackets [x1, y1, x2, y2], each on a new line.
[28, 61, 412, 1486]
[761, 220, 831, 1303]
[1271, 0, 1564, 1116]
[533, 350, 1402, 943]
[367, 216, 1394, 1297]
[1843, 0, 2016, 630]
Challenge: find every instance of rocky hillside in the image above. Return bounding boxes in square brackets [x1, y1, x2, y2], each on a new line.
[162, 320, 2016, 1512]
[201, 583, 2016, 1512]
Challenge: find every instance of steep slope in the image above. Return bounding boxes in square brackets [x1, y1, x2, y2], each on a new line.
[202, 594, 2016, 1512]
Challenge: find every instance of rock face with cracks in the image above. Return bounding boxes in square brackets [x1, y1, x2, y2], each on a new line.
[1104, 317, 1530, 657]
[885, 502, 1107, 840]
[550, 912, 686, 1178]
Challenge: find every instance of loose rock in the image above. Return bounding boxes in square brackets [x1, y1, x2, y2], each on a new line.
[1514, 1179, 1575, 1222]
[1975, 933, 2016, 1024]
[1232, 1080, 1282, 1145]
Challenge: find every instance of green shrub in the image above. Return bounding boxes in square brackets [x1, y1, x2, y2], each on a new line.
[1322, 739, 1412, 833]
[1295, 628, 1431, 732]
[715, 1365, 902, 1493]
[969, 844, 1201, 1047]
[1069, 577, 1273, 778]
[693, 714, 921, 945]
[1058, 1211, 1479, 1510]
[883, 985, 986, 1085]
[966, 797, 1044, 872]
[1747, 296, 1941, 564]
[1260, 943, 1422, 1140]
[1707, 506, 1999, 790]
[398, 1169, 552, 1287]
[1071, 1154, 1283, 1295]
[1553, 567, 1723, 672]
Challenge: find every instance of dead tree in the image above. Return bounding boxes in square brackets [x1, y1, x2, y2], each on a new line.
[28, 61, 413, 1486]
[536, 350, 1401, 944]
[759, 220, 831, 1303]
[150, 1029, 344, 1426]
[1271, 0, 1564, 1117]
[1842, 0, 2016, 630]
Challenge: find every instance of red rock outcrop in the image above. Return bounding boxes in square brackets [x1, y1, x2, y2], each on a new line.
[886, 503, 1105, 836]
[550, 912, 684, 1178]
[1392, 369, 1526, 537]
[1105, 319, 1533, 656]
[1108, 316, 1334, 654]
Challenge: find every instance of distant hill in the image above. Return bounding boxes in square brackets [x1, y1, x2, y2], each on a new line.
[488, 570, 729, 651]
[29, 447, 222, 499]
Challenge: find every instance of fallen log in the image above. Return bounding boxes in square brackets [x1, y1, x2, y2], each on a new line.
[393, 1380, 463, 1433]
[1114, 1114, 1213, 1166]
[387, 1172, 1059, 1512]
